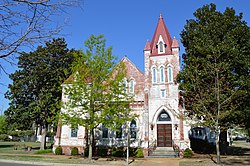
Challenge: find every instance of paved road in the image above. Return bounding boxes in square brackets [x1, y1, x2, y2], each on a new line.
[0, 161, 43, 166]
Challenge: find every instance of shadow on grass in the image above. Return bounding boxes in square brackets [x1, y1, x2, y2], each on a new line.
[225, 146, 250, 156]
[0, 145, 14, 148]
[221, 157, 250, 165]
[190, 144, 250, 165]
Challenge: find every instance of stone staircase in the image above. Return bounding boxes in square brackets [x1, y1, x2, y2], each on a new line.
[147, 147, 178, 158]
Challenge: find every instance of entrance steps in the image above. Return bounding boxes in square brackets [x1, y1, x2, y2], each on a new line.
[147, 147, 178, 158]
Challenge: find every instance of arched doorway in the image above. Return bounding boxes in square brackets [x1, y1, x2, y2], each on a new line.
[157, 110, 172, 147]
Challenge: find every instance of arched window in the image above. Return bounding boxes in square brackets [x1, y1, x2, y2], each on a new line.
[123, 79, 127, 92]
[130, 120, 137, 139]
[152, 67, 157, 83]
[157, 110, 171, 121]
[129, 79, 134, 93]
[160, 66, 165, 83]
[168, 66, 173, 82]
[159, 41, 164, 52]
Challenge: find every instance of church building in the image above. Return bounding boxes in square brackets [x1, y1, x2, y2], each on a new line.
[54, 14, 190, 156]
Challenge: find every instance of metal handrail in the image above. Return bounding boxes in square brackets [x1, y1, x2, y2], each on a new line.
[172, 140, 180, 157]
[148, 139, 156, 156]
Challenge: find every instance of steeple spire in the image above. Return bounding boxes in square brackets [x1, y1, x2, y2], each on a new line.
[159, 12, 163, 19]
[150, 13, 172, 55]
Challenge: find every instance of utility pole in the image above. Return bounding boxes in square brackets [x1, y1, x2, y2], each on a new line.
[126, 108, 130, 166]
[126, 120, 130, 165]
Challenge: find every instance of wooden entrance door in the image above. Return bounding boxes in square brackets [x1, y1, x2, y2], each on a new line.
[157, 124, 172, 147]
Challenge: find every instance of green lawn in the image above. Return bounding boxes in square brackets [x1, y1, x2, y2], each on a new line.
[0, 142, 40, 154]
[0, 141, 86, 164]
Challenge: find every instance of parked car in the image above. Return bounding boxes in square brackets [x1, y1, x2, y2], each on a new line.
[246, 137, 250, 143]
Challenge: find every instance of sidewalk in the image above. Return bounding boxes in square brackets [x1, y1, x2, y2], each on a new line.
[135, 158, 180, 166]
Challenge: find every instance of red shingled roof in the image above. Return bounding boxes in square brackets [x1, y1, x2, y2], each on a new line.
[150, 14, 173, 55]
[171, 37, 180, 48]
[144, 40, 151, 51]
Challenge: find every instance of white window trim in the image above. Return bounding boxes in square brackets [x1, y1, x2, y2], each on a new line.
[157, 35, 166, 54]
[167, 65, 173, 83]
[151, 66, 157, 83]
[159, 66, 165, 83]
[129, 79, 135, 94]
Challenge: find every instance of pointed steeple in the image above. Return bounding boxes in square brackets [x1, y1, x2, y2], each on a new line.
[171, 36, 180, 48]
[150, 14, 172, 55]
[144, 40, 151, 51]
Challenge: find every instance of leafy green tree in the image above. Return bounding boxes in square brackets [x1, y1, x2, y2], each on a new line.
[0, 115, 7, 134]
[178, 4, 249, 164]
[62, 34, 134, 160]
[5, 38, 77, 149]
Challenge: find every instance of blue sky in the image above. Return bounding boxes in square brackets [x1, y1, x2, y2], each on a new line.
[0, 0, 249, 113]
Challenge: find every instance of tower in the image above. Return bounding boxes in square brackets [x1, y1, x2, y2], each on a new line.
[143, 14, 183, 150]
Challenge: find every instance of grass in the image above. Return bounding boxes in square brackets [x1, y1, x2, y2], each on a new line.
[0, 141, 250, 165]
[0, 141, 42, 154]
[35, 149, 52, 154]
[0, 141, 88, 164]
[180, 159, 217, 166]
[179, 140, 250, 166]
[233, 140, 250, 147]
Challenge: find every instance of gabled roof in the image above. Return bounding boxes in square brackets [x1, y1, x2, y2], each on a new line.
[121, 56, 144, 76]
[150, 14, 173, 55]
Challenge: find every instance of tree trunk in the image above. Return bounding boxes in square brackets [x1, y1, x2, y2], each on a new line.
[215, 129, 221, 164]
[40, 125, 47, 150]
[88, 129, 94, 160]
[215, 59, 221, 164]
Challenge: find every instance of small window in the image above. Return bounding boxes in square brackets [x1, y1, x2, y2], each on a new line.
[159, 41, 164, 52]
[129, 80, 134, 93]
[160, 66, 165, 83]
[116, 126, 122, 138]
[161, 89, 166, 98]
[102, 125, 108, 138]
[130, 120, 137, 139]
[152, 67, 157, 83]
[168, 66, 173, 82]
[71, 128, 78, 138]
[157, 110, 171, 121]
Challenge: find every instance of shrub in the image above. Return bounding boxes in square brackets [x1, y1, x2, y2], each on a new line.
[55, 146, 63, 155]
[135, 148, 144, 158]
[71, 147, 79, 156]
[97, 147, 108, 157]
[84, 147, 89, 157]
[129, 148, 137, 157]
[112, 147, 124, 157]
[183, 148, 193, 158]
[0, 134, 9, 141]
[35, 149, 52, 154]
